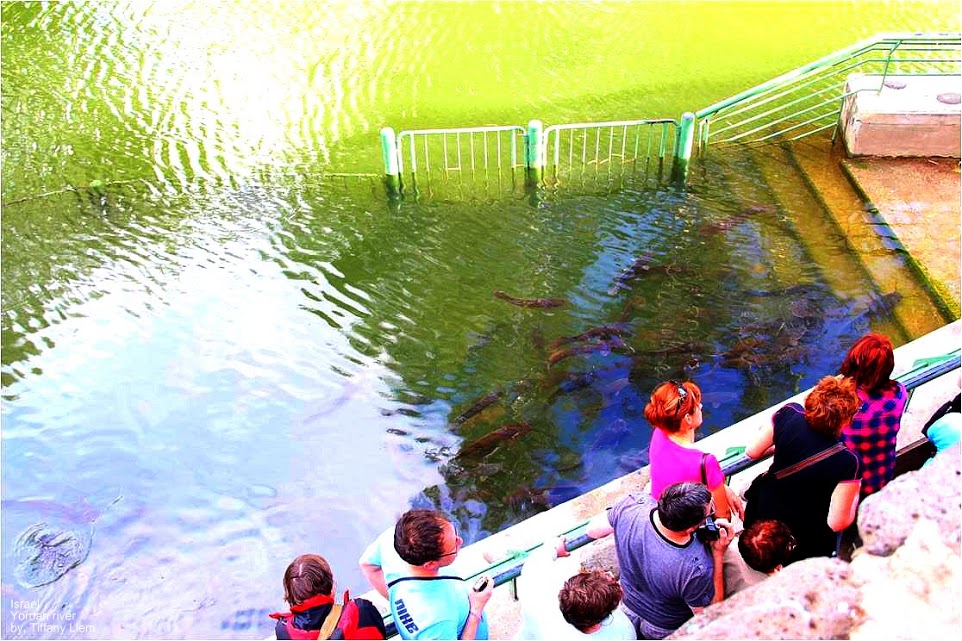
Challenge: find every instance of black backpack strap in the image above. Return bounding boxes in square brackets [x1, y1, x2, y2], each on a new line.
[386, 575, 462, 589]
[923, 393, 961, 436]
[700, 452, 709, 485]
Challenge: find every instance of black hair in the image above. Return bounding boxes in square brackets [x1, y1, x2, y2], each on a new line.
[658, 482, 712, 531]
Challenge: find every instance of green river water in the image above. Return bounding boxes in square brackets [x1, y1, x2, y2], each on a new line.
[1, 2, 958, 638]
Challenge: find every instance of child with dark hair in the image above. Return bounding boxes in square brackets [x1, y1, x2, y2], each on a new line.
[269, 554, 386, 640]
[515, 537, 634, 639]
[723, 520, 795, 597]
[839, 333, 908, 498]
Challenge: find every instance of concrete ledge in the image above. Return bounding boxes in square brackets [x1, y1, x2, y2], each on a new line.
[841, 74, 962, 158]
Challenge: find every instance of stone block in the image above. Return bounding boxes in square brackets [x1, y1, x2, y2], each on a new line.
[840, 74, 962, 158]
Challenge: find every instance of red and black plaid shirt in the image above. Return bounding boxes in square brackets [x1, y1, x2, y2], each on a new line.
[841, 382, 908, 498]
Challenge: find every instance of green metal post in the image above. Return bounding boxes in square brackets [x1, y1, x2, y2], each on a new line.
[525, 119, 543, 186]
[380, 126, 401, 196]
[672, 112, 695, 184]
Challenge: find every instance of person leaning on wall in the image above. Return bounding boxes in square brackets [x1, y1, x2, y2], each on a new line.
[269, 553, 386, 639]
[514, 536, 635, 640]
[743, 375, 862, 564]
[838, 333, 908, 500]
[644, 379, 744, 522]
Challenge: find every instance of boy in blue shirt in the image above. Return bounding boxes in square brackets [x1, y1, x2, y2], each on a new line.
[360, 509, 493, 639]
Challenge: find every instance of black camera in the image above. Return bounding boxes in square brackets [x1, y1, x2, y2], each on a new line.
[695, 515, 720, 542]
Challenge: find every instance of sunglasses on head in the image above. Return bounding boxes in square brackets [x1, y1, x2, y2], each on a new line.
[668, 379, 688, 416]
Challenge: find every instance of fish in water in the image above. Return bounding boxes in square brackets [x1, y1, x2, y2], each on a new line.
[548, 336, 633, 367]
[699, 203, 776, 236]
[634, 341, 708, 357]
[454, 422, 533, 461]
[548, 324, 627, 350]
[493, 290, 567, 308]
[6, 494, 122, 588]
[856, 291, 903, 317]
[14, 524, 92, 588]
[451, 390, 503, 426]
[607, 257, 687, 295]
[505, 486, 551, 512]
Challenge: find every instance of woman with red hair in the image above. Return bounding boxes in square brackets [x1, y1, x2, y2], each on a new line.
[839, 332, 908, 499]
[645, 379, 742, 521]
[744, 375, 863, 562]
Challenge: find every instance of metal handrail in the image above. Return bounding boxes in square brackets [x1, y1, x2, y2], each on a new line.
[694, 32, 961, 152]
[380, 347, 961, 636]
[697, 32, 960, 119]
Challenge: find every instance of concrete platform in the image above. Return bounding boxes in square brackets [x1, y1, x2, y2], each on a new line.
[841, 74, 962, 157]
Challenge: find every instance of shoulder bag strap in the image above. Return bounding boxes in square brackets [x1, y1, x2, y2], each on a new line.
[317, 603, 344, 641]
[700, 452, 709, 485]
[774, 443, 846, 480]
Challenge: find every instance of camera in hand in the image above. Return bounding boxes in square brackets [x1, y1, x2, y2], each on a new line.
[695, 515, 720, 542]
[472, 576, 490, 592]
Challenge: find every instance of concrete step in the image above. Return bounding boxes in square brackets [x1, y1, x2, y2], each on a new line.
[838, 155, 961, 319]
[775, 137, 951, 338]
[741, 140, 912, 341]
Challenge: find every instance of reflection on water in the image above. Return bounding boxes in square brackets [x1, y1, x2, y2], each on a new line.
[1, 1, 957, 638]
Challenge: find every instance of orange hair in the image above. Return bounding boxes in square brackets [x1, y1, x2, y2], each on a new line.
[804, 375, 860, 437]
[644, 380, 702, 433]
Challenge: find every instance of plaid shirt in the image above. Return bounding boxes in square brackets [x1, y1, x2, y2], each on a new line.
[841, 382, 908, 498]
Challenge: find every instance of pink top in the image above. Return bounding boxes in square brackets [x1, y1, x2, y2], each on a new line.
[649, 428, 725, 499]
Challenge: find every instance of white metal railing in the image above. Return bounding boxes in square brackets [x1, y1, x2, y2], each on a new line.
[395, 125, 527, 195]
[541, 119, 677, 185]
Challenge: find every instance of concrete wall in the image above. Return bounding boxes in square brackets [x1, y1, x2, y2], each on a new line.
[841, 74, 962, 158]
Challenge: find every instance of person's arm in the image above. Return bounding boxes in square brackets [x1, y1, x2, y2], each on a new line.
[358, 535, 389, 598]
[359, 561, 388, 598]
[827, 480, 861, 532]
[691, 518, 734, 613]
[710, 483, 732, 521]
[517, 538, 569, 628]
[745, 420, 775, 460]
[461, 575, 494, 640]
[585, 510, 614, 539]
[724, 485, 745, 521]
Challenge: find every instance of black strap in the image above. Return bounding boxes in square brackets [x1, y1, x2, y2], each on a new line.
[387, 575, 462, 589]
[700, 452, 709, 485]
[774, 443, 846, 480]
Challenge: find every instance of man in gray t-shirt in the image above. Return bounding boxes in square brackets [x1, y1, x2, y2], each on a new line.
[586, 482, 733, 639]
